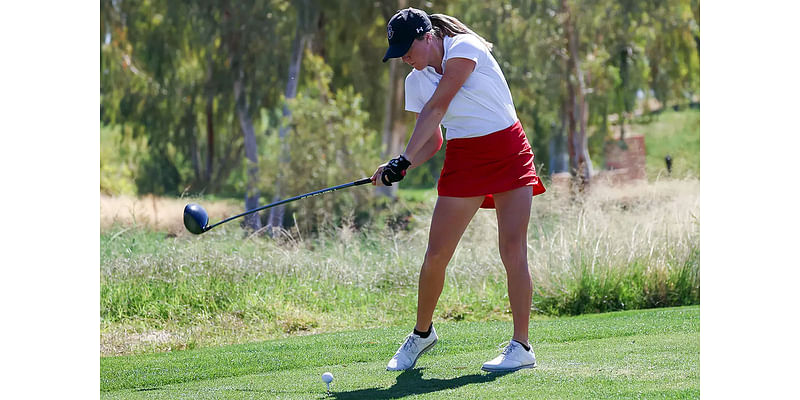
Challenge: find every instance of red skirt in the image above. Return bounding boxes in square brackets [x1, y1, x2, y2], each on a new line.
[437, 120, 546, 209]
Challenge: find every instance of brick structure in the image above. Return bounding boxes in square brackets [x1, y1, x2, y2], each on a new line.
[548, 135, 647, 190]
[598, 135, 647, 183]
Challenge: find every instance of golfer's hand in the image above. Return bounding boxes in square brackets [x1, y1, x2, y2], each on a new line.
[379, 155, 411, 186]
[371, 164, 389, 186]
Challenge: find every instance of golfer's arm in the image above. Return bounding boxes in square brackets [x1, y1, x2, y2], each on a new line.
[407, 115, 443, 170]
[402, 58, 475, 165]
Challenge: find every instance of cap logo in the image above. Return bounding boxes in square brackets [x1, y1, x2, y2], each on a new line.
[387, 25, 394, 39]
[416, 27, 424, 33]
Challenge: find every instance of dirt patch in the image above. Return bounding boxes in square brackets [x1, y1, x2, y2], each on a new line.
[101, 328, 185, 355]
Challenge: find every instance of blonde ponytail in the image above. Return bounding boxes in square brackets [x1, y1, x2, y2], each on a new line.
[428, 14, 493, 52]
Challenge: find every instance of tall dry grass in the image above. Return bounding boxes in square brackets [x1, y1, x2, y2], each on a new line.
[100, 194, 241, 235]
[433, 177, 699, 313]
[101, 178, 699, 305]
[100, 178, 699, 354]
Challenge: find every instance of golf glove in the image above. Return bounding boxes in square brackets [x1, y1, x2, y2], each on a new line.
[381, 155, 411, 186]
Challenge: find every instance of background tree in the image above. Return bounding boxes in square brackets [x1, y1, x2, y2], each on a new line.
[267, 0, 321, 233]
[560, 0, 594, 186]
[101, 0, 700, 233]
[378, 0, 411, 199]
[280, 51, 381, 233]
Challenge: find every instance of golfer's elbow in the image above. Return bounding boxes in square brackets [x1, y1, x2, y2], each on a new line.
[433, 132, 443, 152]
[420, 102, 447, 122]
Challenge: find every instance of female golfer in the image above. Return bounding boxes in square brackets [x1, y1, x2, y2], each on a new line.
[372, 8, 546, 372]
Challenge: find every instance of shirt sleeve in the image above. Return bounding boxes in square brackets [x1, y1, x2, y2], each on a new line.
[404, 72, 425, 113]
[445, 34, 483, 65]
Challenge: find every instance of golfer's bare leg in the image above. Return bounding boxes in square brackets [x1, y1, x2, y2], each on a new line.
[493, 185, 534, 344]
[415, 195, 483, 332]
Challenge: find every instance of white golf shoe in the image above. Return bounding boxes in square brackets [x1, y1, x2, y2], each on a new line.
[481, 340, 537, 372]
[386, 326, 438, 371]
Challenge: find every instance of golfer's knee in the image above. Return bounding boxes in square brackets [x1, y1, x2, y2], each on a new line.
[422, 247, 452, 271]
[499, 237, 527, 266]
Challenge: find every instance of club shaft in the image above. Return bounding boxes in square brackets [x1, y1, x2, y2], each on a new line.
[205, 178, 372, 231]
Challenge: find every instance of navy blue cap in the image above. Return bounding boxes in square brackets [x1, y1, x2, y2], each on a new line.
[382, 8, 432, 62]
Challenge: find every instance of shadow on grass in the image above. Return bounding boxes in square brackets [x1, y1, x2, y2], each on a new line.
[331, 368, 511, 400]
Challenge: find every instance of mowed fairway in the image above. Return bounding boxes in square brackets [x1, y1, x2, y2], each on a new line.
[101, 306, 698, 399]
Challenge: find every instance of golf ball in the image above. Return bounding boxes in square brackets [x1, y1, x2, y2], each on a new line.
[322, 372, 333, 383]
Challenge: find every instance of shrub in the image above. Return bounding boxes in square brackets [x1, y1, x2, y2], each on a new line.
[100, 124, 144, 196]
[264, 51, 382, 234]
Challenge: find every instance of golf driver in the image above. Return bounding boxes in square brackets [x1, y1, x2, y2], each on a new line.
[183, 177, 372, 234]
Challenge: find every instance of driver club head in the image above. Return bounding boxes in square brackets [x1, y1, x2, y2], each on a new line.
[183, 203, 209, 234]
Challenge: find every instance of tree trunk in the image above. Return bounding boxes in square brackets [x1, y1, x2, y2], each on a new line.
[205, 58, 215, 187]
[180, 94, 203, 192]
[562, 0, 593, 188]
[267, 14, 311, 234]
[377, 58, 408, 198]
[190, 131, 201, 188]
[187, 95, 202, 190]
[204, 95, 215, 188]
[223, 1, 261, 231]
[618, 46, 632, 142]
[377, 0, 409, 199]
[565, 76, 577, 176]
[234, 69, 262, 231]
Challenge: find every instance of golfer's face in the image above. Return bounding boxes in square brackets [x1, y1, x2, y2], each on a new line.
[402, 37, 427, 71]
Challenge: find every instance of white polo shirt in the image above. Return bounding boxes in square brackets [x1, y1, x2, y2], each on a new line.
[404, 33, 518, 140]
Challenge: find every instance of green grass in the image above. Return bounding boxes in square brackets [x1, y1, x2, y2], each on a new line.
[634, 109, 700, 180]
[100, 306, 699, 399]
[101, 179, 699, 355]
[396, 187, 439, 204]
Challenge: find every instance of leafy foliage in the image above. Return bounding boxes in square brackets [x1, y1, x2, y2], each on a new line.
[264, 51, 382, 232]
[100, 125, 144, 195]
[101, 0, 296, 196]
[101, 0, 699, 199]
